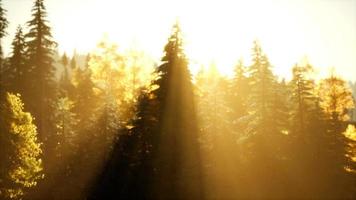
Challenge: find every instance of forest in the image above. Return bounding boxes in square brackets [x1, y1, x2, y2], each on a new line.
[0, 0, 355, 199]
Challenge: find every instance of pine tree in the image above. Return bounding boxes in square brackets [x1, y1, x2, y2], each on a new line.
[91, 23, 203, 200]
[318, 74, 356, 198]
[241, 41, 287, 198]
[290, 64, 315, 137]
[195, 64, 240, 199]
[53, 97, 78, 158]
[6, 26, 27, 94]
[25, 0, 57, 137]
[59, 56, 75, 98]
[70, 55, 76, 70]
[149, 22, 202, 199]
[230, 59, 249, 119]
[0, 93, 43, 199]
[0, 0, 8, 95]
[245, 41, 276, 138]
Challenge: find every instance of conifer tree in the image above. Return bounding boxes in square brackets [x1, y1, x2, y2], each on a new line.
[0, 93, 43, 199]
[59, 59, 75, 98]
[70, 55, 76, 70]
[290, 64, 315, 137]
[230, 59, 249, 119]
[25, 0, 57, 137]
[149, 22, 202, 199]
[245, 41, 276, 137]
[6, 26, 27, 94]
[242, 41, 287, 198]
[53, 97, 78, 158]
[0, 0, 8, 95]
[90, 23, 203, 200]
[318, 74, 356, 198]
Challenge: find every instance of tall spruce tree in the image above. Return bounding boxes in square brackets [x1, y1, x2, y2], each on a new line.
[90, 23, 203, 200]
[288, 63, 322, 197]
[25, 0, 57, 138]
[241, 41, 287, 199]
[318, 74, 356, 198]
[148, 22, 202, 199]
[6, 26, 27, 94]
[245, 41, 276, 137]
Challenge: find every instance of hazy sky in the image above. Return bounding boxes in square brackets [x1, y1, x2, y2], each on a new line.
[3, 0, 356, 80]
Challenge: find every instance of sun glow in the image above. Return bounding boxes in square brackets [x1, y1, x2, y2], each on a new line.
[4, 0, 356, 80]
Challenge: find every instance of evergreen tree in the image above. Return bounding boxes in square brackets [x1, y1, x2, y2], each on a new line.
[241, 41, 287, 199]
[25, 0, 57, 137]
[90, 23, 203, 200]
[195, 64, 240, 199]
[70, 55, 76, 70]
[290, 64, 315, 137]
[318, 74, 356, 198]
[6, 26, 27, 94]
[245, 41, 276, 137]
[230, 59, 249, 119]
[53, 97, 78, 159]
[58, 58, 75, 98]
[0, 0, 8, 95]
[288, 63, 323, 197]
[148, 22, 203, 199]
[0, 93, 43, 199]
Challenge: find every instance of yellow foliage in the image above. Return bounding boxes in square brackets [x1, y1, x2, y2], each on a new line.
[0, 93, 43, 199]
[318, 75, 354, 121]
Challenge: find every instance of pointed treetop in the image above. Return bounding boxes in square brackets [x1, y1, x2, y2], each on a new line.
[0, 0, 8, 38]
[70, 56, 77, 69]
[61, 52, 68, 66]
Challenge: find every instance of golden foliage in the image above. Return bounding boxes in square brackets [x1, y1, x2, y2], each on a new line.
[0, 93, 43, 199]
[318, 75, 354, 121]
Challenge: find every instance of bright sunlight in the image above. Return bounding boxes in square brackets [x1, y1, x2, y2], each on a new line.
[0, 0, 355, 199]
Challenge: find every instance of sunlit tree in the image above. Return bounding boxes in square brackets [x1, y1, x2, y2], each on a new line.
[53, 97, 78, 157]
[88, 39, 127, 149]
[0, 93, 43, 199]
[230, 59, 249, 120]
[195, 64, 233, 150]
[318, 74, 355, 197]
[290, 64, 315, 137]
[245, 41, 276, 137]
[319, 74, 354, 123]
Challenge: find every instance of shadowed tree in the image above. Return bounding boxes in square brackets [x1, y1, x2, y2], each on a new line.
[148, 22, 203, 199]
[318, 74, 356, 198]
[0, 0, 8, 95]
[58, 53, 75, 98]
[5, 26, 27, 94]
[89, 22, 203, 200]
[25, 0, 57, 139]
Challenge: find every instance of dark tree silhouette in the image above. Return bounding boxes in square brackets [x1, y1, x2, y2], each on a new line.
[25, 0, 57, 139]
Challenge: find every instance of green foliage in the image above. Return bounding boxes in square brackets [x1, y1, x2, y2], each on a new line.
[25, 0, 57, 136]
[0, 93, 43, 199]
[4, 26, 27, 94]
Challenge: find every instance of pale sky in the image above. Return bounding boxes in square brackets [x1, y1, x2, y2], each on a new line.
[3, 0, 356, 80]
